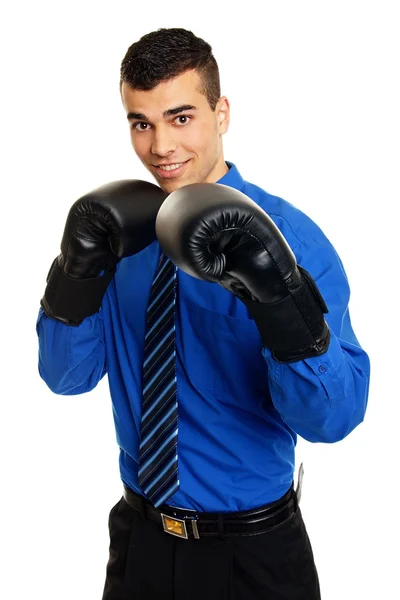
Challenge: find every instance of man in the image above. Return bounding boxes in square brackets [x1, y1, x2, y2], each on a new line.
[37, 27, 370, 599]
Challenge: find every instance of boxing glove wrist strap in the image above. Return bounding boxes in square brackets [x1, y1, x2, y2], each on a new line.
[241, 266, 330, 363]
[41, 256, 116, 325]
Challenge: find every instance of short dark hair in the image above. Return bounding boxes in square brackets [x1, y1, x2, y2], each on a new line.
[120, 28, 221, 110]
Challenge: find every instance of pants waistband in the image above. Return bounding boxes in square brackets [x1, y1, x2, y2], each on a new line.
[122, 484, 298, 539]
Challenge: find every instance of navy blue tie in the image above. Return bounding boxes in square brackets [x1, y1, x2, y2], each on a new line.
[138, 253, 180, 507]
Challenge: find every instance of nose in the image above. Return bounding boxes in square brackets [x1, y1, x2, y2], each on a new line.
[151, 126, 177, 156]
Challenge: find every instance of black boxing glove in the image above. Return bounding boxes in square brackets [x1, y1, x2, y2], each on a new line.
[41, 180, 166, 325]
[155, 182, 330, 363]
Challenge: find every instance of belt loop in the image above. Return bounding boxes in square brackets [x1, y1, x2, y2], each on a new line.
[217, 514, 225, 540]
[292, 486, 299, 513]
[137, 495, 148, 522]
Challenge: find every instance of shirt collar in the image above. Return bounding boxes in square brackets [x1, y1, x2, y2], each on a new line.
[217, 161, 245, 191]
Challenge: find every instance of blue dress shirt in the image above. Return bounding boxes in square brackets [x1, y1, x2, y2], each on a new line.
[36, 162, 370, 512]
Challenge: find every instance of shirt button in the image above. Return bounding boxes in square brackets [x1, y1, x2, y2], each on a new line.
[318, 364, 328, 374]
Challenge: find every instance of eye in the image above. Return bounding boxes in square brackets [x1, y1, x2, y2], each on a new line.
[132, 122, 151, 132]
[174, 115, 191, 125]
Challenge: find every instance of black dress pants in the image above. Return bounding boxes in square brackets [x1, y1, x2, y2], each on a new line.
[101, 494, 321, 599]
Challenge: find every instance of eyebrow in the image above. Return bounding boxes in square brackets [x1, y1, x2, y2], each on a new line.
[127, 104, 197, 121]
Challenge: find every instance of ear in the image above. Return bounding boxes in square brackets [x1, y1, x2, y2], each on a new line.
[216, 96, 230, 134]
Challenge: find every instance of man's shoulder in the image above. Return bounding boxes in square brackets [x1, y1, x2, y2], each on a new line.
[241, 179, 304, 219]
[240, 179, 321, 250]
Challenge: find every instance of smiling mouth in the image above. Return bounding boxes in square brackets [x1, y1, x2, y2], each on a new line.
[154, 162, 185, 171]
[153, 160, 190, 178]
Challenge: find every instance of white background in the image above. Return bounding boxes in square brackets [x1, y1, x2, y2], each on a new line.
[1, 1, 399, 598]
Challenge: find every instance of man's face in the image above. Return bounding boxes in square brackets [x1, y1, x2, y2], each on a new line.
[121, 69, 230, 193]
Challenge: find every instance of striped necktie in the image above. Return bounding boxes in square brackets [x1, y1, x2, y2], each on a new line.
[138, 252, 180, 507]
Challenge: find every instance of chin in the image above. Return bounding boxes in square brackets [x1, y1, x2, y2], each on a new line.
[161, 180, 190, 193]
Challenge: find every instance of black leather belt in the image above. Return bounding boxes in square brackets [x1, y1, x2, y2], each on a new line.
[123, 483, 297, 539]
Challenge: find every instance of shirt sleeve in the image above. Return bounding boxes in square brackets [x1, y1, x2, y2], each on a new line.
[262, 227, 370, 443]
[36, 307, 107, 395]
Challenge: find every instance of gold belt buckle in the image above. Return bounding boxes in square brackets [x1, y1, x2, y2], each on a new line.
[161, 513, 188, 538]
[161, 513, 200, 539]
